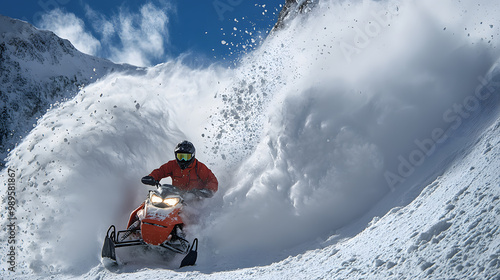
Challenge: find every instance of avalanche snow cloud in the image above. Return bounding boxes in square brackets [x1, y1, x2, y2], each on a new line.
[1, 0, 500, 278]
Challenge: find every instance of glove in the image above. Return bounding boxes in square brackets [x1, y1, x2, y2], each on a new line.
[141, 176, 158, 186]
[190, 188, 214, 198]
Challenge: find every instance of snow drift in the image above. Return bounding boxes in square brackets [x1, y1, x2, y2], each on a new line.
[1, 0, 500, 278]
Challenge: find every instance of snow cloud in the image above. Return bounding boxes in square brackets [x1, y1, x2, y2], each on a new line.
[204, 0, 500, 260]
[37, 2, 171, 67]
[38, 9, 101, 56]
[85, 3, 171, 67]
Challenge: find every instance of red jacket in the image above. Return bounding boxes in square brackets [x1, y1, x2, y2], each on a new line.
[149, 159, 218, 193]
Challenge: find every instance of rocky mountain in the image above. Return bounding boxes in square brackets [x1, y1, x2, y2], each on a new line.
[0, 15, 141, 168]
[273, 0, 315, 30]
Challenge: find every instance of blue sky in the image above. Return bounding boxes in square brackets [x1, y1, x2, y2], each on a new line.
[1, 0, 284, 67]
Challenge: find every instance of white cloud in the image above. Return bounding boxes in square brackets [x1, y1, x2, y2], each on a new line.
[39, 3, 171, 67]
[38, 9, 101, 56]
[86, 3, 171, 67]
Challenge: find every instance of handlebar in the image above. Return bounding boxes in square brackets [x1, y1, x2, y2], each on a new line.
[142, 176, 213, 198]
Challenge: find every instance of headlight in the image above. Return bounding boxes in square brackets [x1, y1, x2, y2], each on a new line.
[151, 194, 164, 205]
[164, 197, 180, 207]
[150, 194, 181, 207]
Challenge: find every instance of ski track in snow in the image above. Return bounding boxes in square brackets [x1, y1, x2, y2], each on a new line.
[2, 0, 500, 279]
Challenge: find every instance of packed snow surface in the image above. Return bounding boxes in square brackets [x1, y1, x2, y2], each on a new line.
[1, 0, 500, 279]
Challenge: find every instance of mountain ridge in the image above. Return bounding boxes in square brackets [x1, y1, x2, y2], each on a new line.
[0, 15, 142, 168]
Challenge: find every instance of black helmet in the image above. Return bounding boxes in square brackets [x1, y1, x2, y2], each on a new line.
[174, 140, 195, 169]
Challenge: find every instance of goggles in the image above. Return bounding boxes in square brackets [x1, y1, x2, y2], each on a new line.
[176, 153, 193, 161]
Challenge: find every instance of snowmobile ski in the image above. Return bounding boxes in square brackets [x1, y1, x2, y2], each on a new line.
[180, 238, 198, 268]
[101, 225, 117, 263]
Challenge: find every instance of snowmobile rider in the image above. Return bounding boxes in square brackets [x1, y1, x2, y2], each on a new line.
[141, 140, 218, 198]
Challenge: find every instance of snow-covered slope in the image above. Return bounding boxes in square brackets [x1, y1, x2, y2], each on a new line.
[0, 15, 141, 168]
[81, 99, 500, 279]
[1, 0, 500, 279]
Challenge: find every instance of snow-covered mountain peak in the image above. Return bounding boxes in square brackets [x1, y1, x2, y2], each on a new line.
[0, 15, 142, 168]
[0, 15, 38, 36]
[2, 14, 94, 76]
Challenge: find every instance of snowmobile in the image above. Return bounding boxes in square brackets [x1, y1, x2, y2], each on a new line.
[101, 184, 199, 268]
